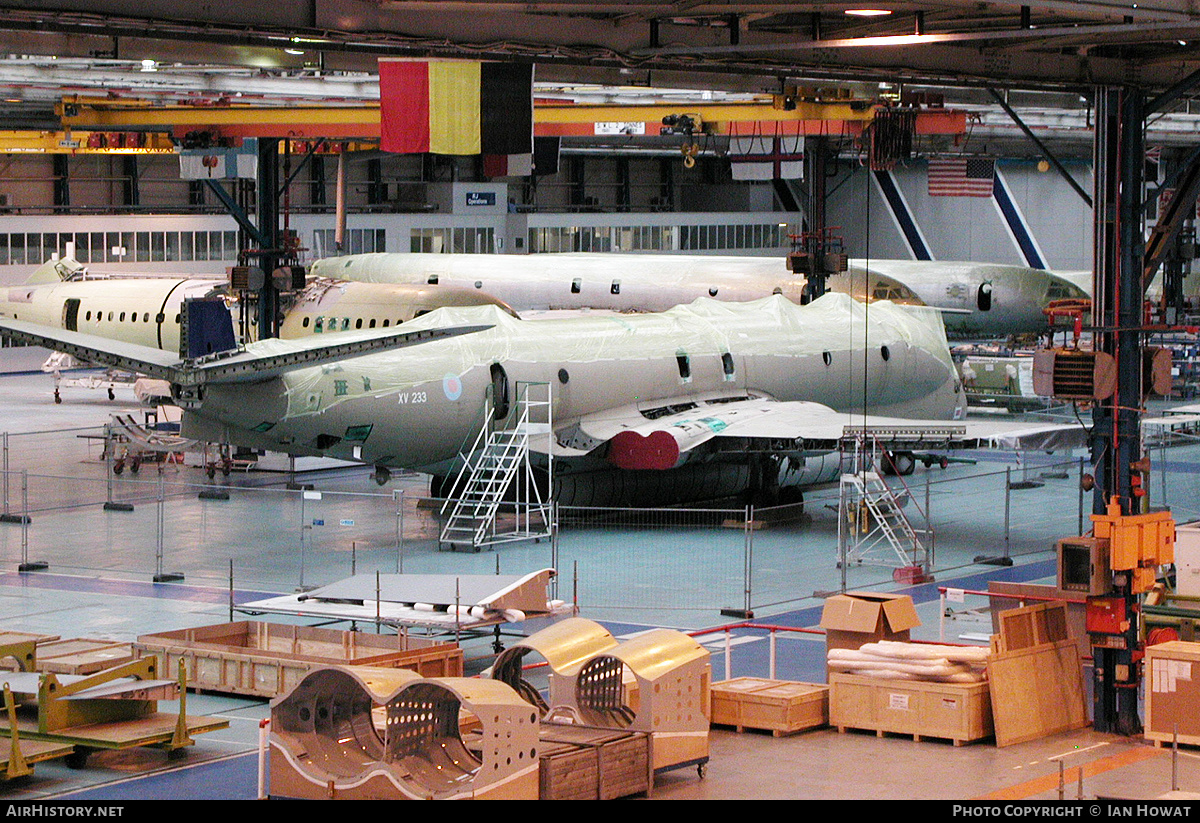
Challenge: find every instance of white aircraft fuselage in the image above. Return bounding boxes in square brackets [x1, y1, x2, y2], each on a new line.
[0, 271, 515, 354]
[312, 252, 1088, 337]
[181, 294, 964, 489]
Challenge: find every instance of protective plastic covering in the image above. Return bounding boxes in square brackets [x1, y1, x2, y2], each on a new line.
[239, 292, 953, 420]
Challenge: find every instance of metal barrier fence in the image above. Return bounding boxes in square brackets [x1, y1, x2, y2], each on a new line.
[2, 426, 1199, 627]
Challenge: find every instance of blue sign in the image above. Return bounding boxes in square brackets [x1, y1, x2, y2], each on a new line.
[465, 191, 496, 207]
[312, 519, 324, 526]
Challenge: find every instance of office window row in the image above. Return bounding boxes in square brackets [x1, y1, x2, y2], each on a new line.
[529, 223, 798, 254]
[409, 227, 495, 254]
[311, 229, 387, 259]
[0, 231, 240, 266]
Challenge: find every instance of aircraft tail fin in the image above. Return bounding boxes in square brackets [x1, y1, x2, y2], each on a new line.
[26, 257, 86, 285]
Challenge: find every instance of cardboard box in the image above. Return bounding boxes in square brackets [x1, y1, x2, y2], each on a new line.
[710, 677, 828, 736]
[820, 591, 921, 654]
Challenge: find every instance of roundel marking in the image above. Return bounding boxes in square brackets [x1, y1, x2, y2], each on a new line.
[443, 373, 463, 401]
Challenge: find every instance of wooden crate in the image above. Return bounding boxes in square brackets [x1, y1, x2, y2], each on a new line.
[710, 677, 828, 736]
[134, 621, 462, 698]
[988, 639, 1087, 747]
[829, 672, 993, 746]
[1145, 641, 1200, 748]
[538, 723, 651, 800]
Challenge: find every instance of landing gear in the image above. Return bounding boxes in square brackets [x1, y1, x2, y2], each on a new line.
[881, 450, 915, 476]
[372, 466, 391, 486]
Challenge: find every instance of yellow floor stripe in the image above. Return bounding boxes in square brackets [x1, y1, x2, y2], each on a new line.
[977, 745, 1165, 800]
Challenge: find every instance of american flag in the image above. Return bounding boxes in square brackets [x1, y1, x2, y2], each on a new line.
[927, 157, 995, 197]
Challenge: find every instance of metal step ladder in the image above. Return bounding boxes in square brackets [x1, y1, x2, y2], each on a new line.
[439, 381, 553, 551]
[839, 470, 925, 568]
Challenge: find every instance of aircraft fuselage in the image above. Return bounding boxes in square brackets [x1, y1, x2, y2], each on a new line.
[181, 294, 965, 477]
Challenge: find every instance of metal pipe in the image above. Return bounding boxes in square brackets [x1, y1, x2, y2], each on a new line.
[987, 87, 1093, 208]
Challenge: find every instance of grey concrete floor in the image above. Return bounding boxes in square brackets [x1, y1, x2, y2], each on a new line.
[0, 364, 1198, 802]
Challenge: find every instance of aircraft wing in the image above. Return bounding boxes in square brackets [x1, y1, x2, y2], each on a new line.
[548, 396, 1088, 469]
[0, 317, 492, 386]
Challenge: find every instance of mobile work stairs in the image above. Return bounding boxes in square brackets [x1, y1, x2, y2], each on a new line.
[439, 381, 553, 552]
[838, 434, 932, 577]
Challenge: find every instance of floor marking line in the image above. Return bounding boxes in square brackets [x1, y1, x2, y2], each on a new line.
[1048, 741, 1110, 761]
[976, 745, 1164, 800]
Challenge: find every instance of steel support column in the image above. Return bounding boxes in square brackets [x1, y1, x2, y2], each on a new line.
[256, 137, 280, 339]
[1090, 85, 1146, 737]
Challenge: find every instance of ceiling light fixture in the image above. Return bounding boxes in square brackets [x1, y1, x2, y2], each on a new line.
[845, 9, 893, 16]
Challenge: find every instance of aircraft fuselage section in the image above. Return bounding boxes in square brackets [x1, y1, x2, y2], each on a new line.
[184, 294, 965, 473]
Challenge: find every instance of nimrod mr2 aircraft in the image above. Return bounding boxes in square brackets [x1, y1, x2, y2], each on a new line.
[0, 292, 1084, 507]
[0, 257, 516, 356]
[312, 252, 1089, 338]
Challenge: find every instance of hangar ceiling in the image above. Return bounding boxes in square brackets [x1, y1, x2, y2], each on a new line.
[3, 2, 1200, 154]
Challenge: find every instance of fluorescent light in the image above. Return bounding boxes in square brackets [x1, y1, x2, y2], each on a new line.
[845, 8, 893, 16]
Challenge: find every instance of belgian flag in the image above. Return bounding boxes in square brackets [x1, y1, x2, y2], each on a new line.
[379, 59, 533, 158]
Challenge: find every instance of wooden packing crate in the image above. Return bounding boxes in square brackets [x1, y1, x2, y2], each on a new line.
[134, 621, 462, 698]
[1144, 641, 1200, 748]
[710, 677, 828, 737]
[829, 672, 993, 746]
[538, 723, 651, 800]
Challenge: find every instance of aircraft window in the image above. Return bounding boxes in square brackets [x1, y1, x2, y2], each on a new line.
[677, 354, 691, 380]
[977, 282, 993, 311]
[881, 345, 891, 361]
[382, 319, 390, 327]
[120, 312, 126, 322]
[143, 312, 149, 322]
[709, 288, 719, 297]
[490, 364, 510, 419]
[414, 311, 427, 318]
[722, 352, 735, 376]
[302, 317, 310, 328]
[611, 280, 621, 295]
[427, 275, 439, 285]
[157, 313, 165, 324]
[558, 368, 569, 384]
[772, 287, 783, 295]
[130, 313, 137, 323]
[342, 318, 350, 331]
[873, 286, 891, 300]
[85, 311, 91, 321]
[571, 278, 581, 294]
[174, 313, 180, 324]
[823, 351, 832, 366]
[355, 318, 363, 329]
[314, 317, 324, 332]
[369, 319, 376, 328]
[1046, 284, 1072, 299]
[474, 280, 483, 289]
